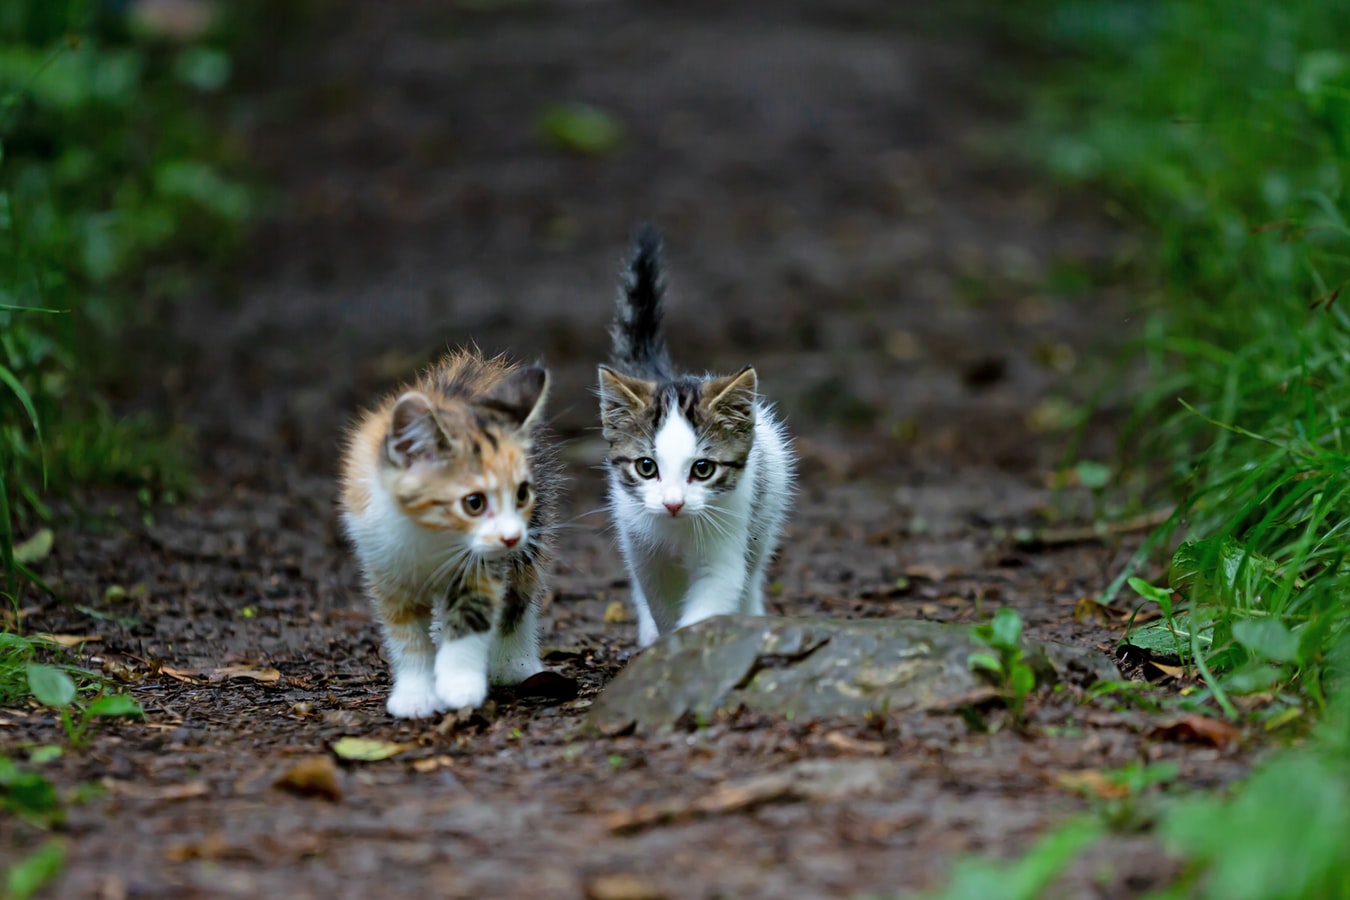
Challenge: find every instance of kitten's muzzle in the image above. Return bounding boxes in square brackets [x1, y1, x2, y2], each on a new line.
[663, 499, 684, 516]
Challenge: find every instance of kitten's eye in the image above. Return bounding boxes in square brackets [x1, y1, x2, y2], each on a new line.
[516, 481, 532, 507]
[461, 493, 488, 516]
[691, 459, 716, 481]
[634, 457, 659, 479]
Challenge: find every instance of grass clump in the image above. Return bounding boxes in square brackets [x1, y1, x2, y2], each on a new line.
[1003, 0, 1350, 712]
[922, 0, 1350, 896]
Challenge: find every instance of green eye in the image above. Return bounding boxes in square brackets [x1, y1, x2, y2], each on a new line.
[635, 457, 658, 479]
[691, 459, 715, 480]
[462, 493, 487, 516]
[516, 481, 532, 507]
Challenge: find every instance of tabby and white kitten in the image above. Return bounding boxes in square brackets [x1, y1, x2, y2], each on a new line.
[598, 225, 795, 647]
[340, 351, 558, 718]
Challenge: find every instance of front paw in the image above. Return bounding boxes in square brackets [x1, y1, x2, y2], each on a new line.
[386, 676, 446, 719]
[435, 668, 489, 709]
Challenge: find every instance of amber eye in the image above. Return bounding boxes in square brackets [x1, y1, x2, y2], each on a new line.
[516, 481, 532, 507]
[462, 493, 487, 516]
[691, 459, 716, 481]
[634, 457, 658, 479]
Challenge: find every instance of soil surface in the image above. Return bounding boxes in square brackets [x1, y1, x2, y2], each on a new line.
[5, 2, 1257, 897]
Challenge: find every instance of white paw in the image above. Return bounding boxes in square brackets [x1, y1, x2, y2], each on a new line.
[435, 668, 489, 709]
[386, 676, 446, 719]
[491, 656, 544, 686]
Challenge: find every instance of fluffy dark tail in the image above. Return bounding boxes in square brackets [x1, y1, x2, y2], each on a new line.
[609, 223, 672, 379]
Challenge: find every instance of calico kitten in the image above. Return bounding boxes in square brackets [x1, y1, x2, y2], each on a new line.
[339, 350, 558, 718]
[598, 225, 796, 647]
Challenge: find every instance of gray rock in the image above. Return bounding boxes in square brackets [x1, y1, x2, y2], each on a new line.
[587, 615, 1119, 734]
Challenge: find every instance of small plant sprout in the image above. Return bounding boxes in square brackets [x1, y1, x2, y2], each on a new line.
[25, 663, 142, 748]
[968, 608, 1038, 727]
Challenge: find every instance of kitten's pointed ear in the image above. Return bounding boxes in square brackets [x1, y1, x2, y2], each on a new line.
[480, 365, 549, 429]
[704, 366, 757, 428]
[598, 366, 654, 434]
[387, 391, 449, 467]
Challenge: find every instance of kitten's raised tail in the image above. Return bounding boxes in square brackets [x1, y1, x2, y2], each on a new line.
[609, 223, 672, 380]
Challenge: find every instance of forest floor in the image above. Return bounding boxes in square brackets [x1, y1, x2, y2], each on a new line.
[4, 2, 1258, 897]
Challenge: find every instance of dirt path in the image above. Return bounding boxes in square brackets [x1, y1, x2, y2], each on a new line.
[6, 2, 1252, 897]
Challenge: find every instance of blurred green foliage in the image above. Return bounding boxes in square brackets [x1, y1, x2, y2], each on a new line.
[1, 0, 253, 601]
[922, 0, 1350, 896]
[1005, 0, 1350, 712]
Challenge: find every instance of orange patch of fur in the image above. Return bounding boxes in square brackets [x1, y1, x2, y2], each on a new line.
[338, 349, 533, 526]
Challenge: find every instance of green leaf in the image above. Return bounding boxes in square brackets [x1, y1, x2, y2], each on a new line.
[1232, 619, 1301, 664]
[86, 694, 143, 718]
[1128, 576, 1174, 616]
[535, 103, 625, 156]
[28, 745, 61, 765]
[5, 840, 65, 900]
[1074, 460, 1111, 490]
[990, 608, 1024, 650]
[331, 737, 412, 762]
[1010, 664, 1036, 697]
[1169, 537, 1275, 607]
[1123, 618, 1214, 662]
[25, 664, 76, 708]
[968, 652, 1004, 675]
[12, 528, 53, 565]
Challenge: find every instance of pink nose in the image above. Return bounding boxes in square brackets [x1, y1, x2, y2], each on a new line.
[664, 499, 684, 516]
[501, 534, 520, 548]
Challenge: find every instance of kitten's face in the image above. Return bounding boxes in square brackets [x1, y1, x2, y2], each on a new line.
[598, 366, 757, 521]
[382, 368, 546, 557]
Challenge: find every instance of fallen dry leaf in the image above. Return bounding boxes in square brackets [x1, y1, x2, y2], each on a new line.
[332, 736, 413, 762]
[273, 756, 342, 801]
[585, 873, 667, 900]
[164, 833, 229, 862]
[411, 755, 455, 773]
[903, 563, 946, 582]
[207, 665, 282, 683]
[34, 633, 102, 648]
[1053, 769, 1131, 800]
[103, 778, 210, 801]
[158, 665, 202, 683]
[1147, 661, 1188, 680]
[824, 731, 887, 756]
[1150, 714, 1241, 749]
[603, 601, 630, 624]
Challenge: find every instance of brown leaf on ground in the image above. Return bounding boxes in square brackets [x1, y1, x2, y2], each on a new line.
[1146, 661, 1187, 680]
[273, 756, 343, 801]
[1053, 769, 1130, 800]
[606, 774, 797, 834]
[1150, 714, 1241, 749]
[603, 601, 630, 623]
[35, 633, 102, 648]
[103, 778, 210, 801]
[208, 665, 283, 683]
[411, 755, 454, 773]
[586, 873, 667, 900]
[824, 731, 887, 756]
[164, 833, 230, 862]
[158, 665, 201, 683]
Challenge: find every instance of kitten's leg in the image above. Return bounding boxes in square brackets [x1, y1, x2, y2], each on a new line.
[632, 580, 661, 648]
[677, 564, 749, 631]
[376, 593, 445, 719]
[619, 531, 661, 647]
[490, 560, 545, 685]
[742, 562, 768, 616]
[433, 570, 502, 709]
